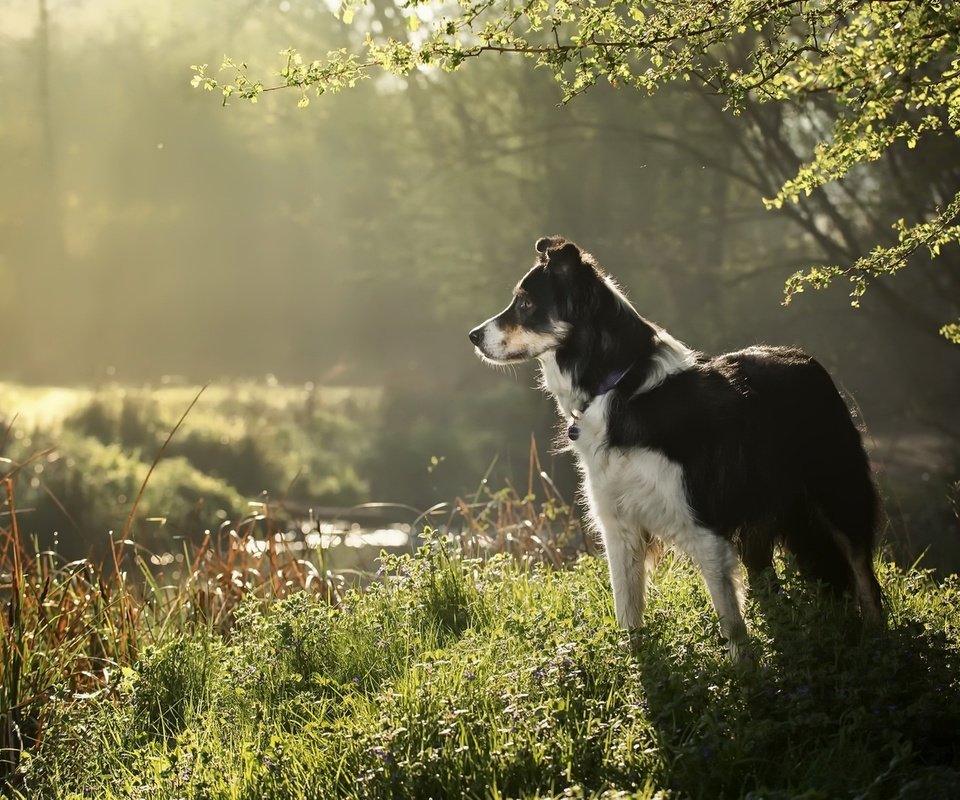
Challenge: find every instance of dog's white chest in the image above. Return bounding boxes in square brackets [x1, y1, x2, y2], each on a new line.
[581, 439, 695, 539]
[538, 352, 696, 539]
[537, 352, 581, 419]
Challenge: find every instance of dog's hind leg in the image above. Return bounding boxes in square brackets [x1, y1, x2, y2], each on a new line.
[782, 505, 854, 596]
[811, 470, 883, 623]
[844, 542, 883, 624]
[686, 531, 750, 663]
[739, 523, 780, 594]
[802, 389, 884, 623]
[783, 503, 882, 623]
[824, 518, 883, 624]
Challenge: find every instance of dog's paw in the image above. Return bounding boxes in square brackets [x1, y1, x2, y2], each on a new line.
[726, 638, 755, 669]
[617, 627, 645, 655]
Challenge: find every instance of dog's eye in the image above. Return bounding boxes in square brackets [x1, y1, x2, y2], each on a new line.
[517, 297, 534, 313]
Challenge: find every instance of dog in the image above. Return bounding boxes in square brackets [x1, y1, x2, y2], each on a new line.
[468, 236, 883, 661]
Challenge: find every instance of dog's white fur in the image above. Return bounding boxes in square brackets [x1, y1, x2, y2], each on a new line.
[473, 319, 571, 365]
[636, 330, 699, 393]
[539, 339, 749, 661]
[474, 298, 751, 660]
[472, 250, 881, 661]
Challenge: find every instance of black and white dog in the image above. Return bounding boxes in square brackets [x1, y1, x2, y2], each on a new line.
[469, 237, 882, 661]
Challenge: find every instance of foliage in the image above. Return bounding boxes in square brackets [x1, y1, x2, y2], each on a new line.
[7, 527, 960, 798]
[364, 380, 556, 509]
[942, 321, 960, 344]
[0, 383, 374, 556]
[0, 470, 351, 788]
[195, 0, 960, 339]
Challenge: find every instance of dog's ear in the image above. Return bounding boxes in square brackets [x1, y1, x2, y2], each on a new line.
[535, 236, 587, 276]
[545, 241, 584, 274]
[548, 242, 580, 263]
[535, 236, 559, 254]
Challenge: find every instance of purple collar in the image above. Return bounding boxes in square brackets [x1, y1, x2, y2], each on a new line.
[568, 365, 633, 441]
[594, 365, 632, 397]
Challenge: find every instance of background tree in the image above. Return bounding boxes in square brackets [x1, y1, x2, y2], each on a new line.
[196, 0, 960, 342]
[1, 0, 956, 568]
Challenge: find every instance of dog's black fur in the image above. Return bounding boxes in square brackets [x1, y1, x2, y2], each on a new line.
[471, 236, 882, 621]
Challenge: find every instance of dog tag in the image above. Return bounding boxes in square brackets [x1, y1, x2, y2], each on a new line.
[568, 423, 580, 441]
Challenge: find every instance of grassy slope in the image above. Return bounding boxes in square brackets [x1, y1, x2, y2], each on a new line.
[14, 538, 960, 800]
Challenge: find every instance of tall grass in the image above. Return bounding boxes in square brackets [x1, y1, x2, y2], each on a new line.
[443, 437, 592, 565]
[6, 534, 960, 799]
[3, 399, 960, 797]
[0, 473, 347, 782]
[1, 416, 584, 791]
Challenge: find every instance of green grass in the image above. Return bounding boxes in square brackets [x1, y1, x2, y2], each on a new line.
[4, 383, 958, 797]
[0, 381, 378, 555]
[9, 534, 960, 799]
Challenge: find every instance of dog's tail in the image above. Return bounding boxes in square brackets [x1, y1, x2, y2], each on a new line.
[791, 361, 884, 618]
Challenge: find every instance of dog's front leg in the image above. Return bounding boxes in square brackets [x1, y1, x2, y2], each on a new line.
[600, 519, 649, 631]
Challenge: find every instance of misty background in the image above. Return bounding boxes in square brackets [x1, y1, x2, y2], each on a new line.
[1, 0, 958, 570]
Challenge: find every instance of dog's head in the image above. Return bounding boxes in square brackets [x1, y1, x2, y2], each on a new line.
[468, 236, 598, 364]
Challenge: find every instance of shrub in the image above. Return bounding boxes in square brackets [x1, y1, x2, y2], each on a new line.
[133, 635, 226, 735]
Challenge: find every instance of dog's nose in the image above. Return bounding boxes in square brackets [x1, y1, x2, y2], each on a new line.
[468, 327, 483, 346]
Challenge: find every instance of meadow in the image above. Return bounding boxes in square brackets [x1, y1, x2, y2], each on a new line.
[3, 495, 960, 797]
[2, 383, 959, 798]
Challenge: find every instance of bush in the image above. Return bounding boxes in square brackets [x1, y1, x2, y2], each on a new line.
[134, 635, 226, 735]
[16, 435, 244, 555]
[2, 383, 375, 556]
